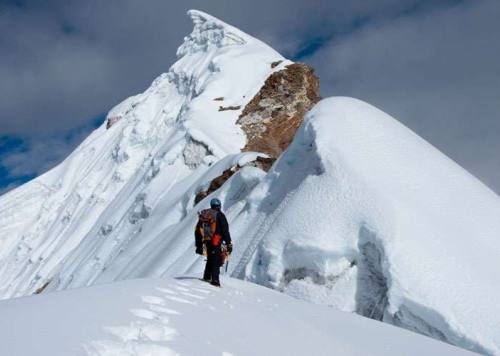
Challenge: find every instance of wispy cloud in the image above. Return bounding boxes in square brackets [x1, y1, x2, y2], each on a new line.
[0, 0, 498, 194]
[0, 114, 104, 193]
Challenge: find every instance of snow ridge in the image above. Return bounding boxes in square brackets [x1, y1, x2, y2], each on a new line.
[0, 10, 283, 298]
[234, 97, 500, 354]
[1, 10, 500, 356]
[177, 10, 247, 57]
[0, 278, 472, 356]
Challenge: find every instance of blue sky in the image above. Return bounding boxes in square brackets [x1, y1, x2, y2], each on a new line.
[0, 0, 499, 194]
[0, 113, 104, 194]
[0, 136, 34, 194]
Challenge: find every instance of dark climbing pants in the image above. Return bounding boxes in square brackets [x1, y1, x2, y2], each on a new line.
[203, 245, 222, 283]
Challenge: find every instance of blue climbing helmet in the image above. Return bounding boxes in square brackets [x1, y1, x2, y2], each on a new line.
[210, 198, 221, 209]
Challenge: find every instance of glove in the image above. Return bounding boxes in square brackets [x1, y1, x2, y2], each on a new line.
[196, 247, 203, 255]
[226, 243, 233, 255]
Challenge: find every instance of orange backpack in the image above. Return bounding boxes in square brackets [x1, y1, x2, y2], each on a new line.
[198, 209, 221, 246]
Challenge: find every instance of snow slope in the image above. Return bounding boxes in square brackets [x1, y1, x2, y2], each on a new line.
[0, 277, 473, 356]
[1, 9, 500, 356]
[55, 97, 498, 354]
[0, 10, 288, 296]
[229, 97, 500, 355]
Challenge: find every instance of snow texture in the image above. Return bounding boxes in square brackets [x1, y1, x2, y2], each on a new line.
[0, 9, 499, 356]
[0, 277, 473, 356]
[233, 97, 500, 355]
[0, 9, 287, 297]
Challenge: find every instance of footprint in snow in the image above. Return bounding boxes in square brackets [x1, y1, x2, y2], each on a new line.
[105, 321, 176, 342]
[155, 287, 178, 295]
[86, 320, 178, 356]
[149, 304, 181, 315]
[85, 290, 181, 356]
[142, 295, 166, 305]
[87, 339, 177, 356]
[156, 287, 204, 303]
[131, 308, 169, 323]
[164, 295, 197, 305]
[191, 287, 212, 295]
[181, 291, 206, 300]
[175, 281, 192, 287]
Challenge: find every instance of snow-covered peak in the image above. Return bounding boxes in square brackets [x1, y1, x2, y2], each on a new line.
[165, 10, 288, 157]
[0, 9, 290, 301]
[1, 9, 499, 356]
[177, 10, 247, 57]
[177, 10, 283, 58]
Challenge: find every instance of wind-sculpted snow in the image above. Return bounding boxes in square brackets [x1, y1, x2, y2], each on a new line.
[231, 97, 500, 354]
[177, 10, 248, 57]
[0, 278, 472, 356]
[0, 10, 285, 298]
[1, 9, 499, 355]
[63, 95, 499, 354]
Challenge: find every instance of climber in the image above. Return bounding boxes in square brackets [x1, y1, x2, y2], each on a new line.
[195, 198, 233, 287]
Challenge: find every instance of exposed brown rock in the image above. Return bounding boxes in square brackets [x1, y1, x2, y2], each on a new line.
[219, 105, 241, 111]
[194, 191, 208, 205]
[213, 97, 224, 101]
[194, 156, 276, 206]
[195, 63, 319, 205]
[244, 156, 276, 172]
[271, 60, 283, 68]
[237, 63, 320, 158]
[195, 168, 235, 205]
[34, 280, 50, 294]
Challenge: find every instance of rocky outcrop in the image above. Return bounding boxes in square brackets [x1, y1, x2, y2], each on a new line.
[219, 105, 241, 111]
[34, 280, 51, 294]
[106, 116, 121, 129]
[244, 156, 276, 171]
[237, 63, 320, 157]
[196, 63, 319, 204]
[271, 60, 283, 68]
[194, 156, 275, 205]
[195, 168, 235, 205]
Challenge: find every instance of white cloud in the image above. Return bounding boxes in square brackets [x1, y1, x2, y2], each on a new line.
[1, 0, 499, 193]
[0, 126, 95, 179]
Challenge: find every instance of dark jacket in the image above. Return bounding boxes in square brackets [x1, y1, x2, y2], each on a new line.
[195, 209, 231, 250]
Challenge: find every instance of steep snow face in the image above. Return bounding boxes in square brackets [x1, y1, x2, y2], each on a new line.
[1, 9, 499, 355]
[231, 97, 500, 355]
[33, 95, 499, 354]
[0, 277, 472, 356]
[0, 10, 287, 298]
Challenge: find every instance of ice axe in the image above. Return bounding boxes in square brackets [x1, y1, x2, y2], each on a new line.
[221, 244, 230, 274]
